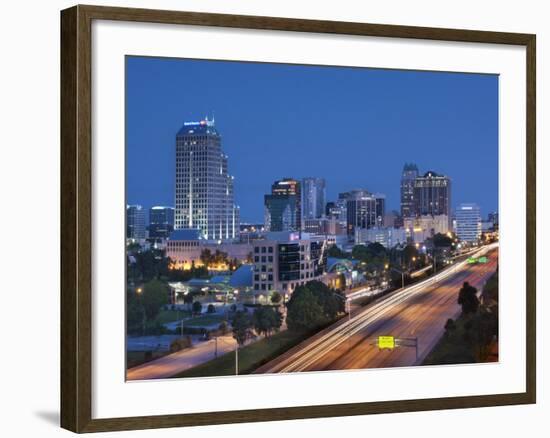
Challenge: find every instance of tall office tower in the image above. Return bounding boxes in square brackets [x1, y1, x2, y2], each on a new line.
[345, 190, 381, 236]
[400, 163, 419, 218]
[174, 118, 239, 240]
[413, 170, 452, 219]
[264, 178, 301, 232]
[374, 193, 386, 226]
[456, 203, 481, 242]
[126, 204, 146, 240]
[148, 206, 175, 239]
[334, 191, 352, 221]
[301, 177, 326, 222]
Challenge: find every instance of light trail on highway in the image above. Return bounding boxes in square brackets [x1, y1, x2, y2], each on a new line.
[258, 243, 498, 374]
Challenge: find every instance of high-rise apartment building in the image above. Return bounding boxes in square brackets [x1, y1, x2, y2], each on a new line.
[126, 204, 146, 240]
[264, 178, 301, 232]
[400, 163, 419, 218]
[174, 118, 239, 240]
[456, 203, 481, 242]
[301, 177, 326, 222]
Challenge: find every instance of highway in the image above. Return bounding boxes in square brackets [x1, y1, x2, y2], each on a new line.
[257, 243, 498, 374]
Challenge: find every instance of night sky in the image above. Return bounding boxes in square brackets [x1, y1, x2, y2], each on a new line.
[126, 56, 498, 223]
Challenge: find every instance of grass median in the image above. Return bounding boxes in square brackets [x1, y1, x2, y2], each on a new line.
[172, 329, 311, 378]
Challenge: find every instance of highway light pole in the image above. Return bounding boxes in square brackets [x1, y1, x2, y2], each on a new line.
[389, 266, 406, 289]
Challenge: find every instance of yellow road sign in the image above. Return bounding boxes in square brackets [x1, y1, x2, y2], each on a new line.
[378, 336, 395, 349]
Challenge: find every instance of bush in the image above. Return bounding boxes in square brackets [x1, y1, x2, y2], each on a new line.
[169, 336, 193, 353]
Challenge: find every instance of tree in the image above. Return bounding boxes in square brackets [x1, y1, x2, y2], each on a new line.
[141, 279, 169, 322]
[192, 301, 203, 315]
[253, 306, 283, 337]
[307, 280, 344, 320]
[286, 288, 325, 332]
[270, 291, 283, 305]
[458, 282, 480, 314]
[231, 310, 253, 346]
[286, 281, 345, 332]
[207, 303, 216, 314]
[200, 249, 212, 267]
[327, 245, 346, 258]
[127, 289, 145, 334]
[183, 293, 194, 311]
[433, 233, 453, 248]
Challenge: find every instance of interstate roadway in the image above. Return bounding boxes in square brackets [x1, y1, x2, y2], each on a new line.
[256, 243, 499, 374]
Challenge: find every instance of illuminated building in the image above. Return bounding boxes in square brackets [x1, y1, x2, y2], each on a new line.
[264, 178, 301, 232]
[456, 203, 481, 242]
[252, 231, 328, 297]
[345, 190, 386, 236]
[301, 177, 326, 222]
[355, 226, 407, 248]
[126, 204, 146, 240]
[413, 171, 452, 220]
[148, 206, 174, 239]
[174, 118, 239, 240]
[166, 229, 252, 270]
[403, 214, 449, 243]
[400, 163, 419, 218]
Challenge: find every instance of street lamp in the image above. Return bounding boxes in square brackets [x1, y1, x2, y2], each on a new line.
[389, 266, 407, 289]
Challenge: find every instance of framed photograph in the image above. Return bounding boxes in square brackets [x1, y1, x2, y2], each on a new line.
[60, 4, 536, 433]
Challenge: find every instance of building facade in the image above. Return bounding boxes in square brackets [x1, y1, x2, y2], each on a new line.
[403, 214, 450, 243]
[264, 178, 301, 232]
[126, 204, 146, 240]
[252, 232, 328, 297]
[400, 163, 419, 218]
[174, 118, 239, 241]
[301, 177, 326, 222]
[166, 229, 252, 270]
[148, 206, 175, 239]
[355, 226, 407, 248]
[456, 203, 481, 242]
[346, 190, 385, 236]
[413, 171, 452, 220]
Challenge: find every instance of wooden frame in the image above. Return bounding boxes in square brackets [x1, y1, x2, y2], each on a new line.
[60, 4, 536, 433]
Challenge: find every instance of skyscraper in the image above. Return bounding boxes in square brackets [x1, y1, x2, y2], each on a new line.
[400, 163, 419, 218]
[264, 178, 301, 232]
[174, 118, 239, 240]
[456, 203, 481, 242]
[301, 177, 326, 222]
[148, 206, 175, 239]
[413, 171, 452, 219]
[346, 190, 383, 236]
[126, 205, 146, 240]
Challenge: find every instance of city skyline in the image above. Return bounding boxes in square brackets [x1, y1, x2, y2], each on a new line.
[126, 56, 498, 223]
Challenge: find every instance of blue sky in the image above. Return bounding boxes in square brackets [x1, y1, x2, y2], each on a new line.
[126, 56, 498, 223]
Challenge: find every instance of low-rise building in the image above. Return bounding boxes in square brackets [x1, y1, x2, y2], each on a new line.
[251, 231, 328, 298]
[355, 226, 407, 248]
[166, 229, 252, 270]
[403, 214, 449, 243]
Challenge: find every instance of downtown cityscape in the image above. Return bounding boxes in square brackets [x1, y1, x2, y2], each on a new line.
[126, 57, 499, 380]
